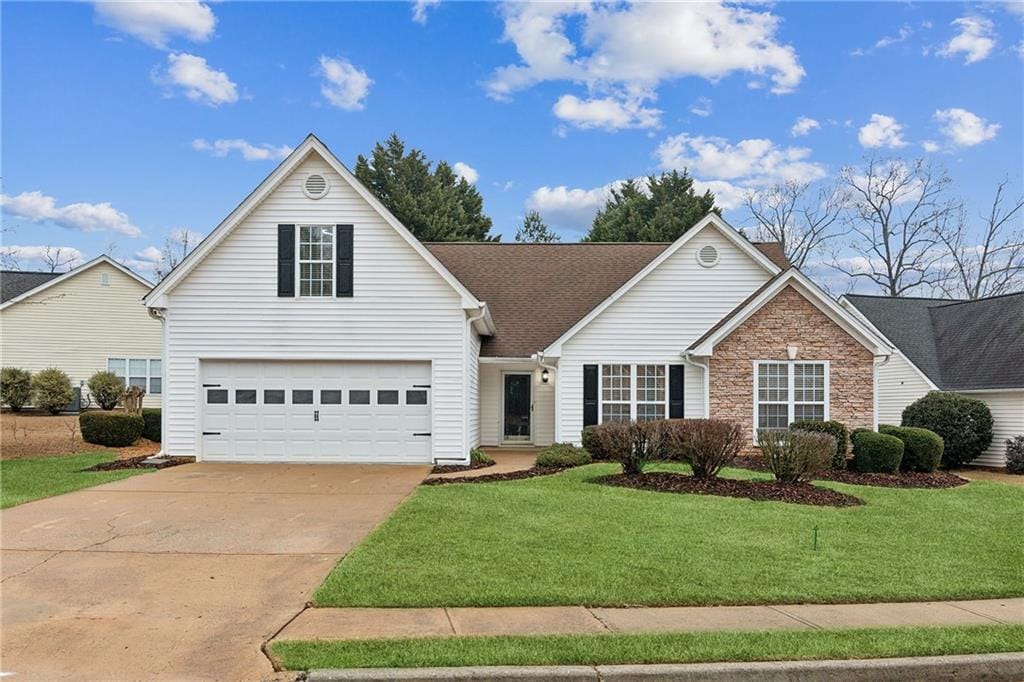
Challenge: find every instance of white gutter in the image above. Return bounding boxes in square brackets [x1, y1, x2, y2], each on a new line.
[681, 351, 710, 418]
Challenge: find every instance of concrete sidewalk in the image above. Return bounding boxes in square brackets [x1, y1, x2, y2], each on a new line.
[275, 598, 1024, 642]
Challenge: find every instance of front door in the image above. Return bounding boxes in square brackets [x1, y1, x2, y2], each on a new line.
[503, 373, 532, 442]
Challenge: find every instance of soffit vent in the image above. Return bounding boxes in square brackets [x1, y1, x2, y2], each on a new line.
[697, 244, 720, 267]
[303, 173, 329, 199]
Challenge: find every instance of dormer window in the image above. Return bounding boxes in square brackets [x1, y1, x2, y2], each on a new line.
[298, 225, 334, 297]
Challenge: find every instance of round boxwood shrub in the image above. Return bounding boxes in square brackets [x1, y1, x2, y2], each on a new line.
[1005, 436, 1024, 475]
[581, 425, 610, 460]
[141, 408, 161, 442]
[31, 368, 73, 415]
[80, 411, 144, 447]
[87, 371, 124, 410]
[790, 420, 849, 470]
[536, 442, 592, 468]
[1, 367, 32, 412]
[852, 430, 904, 474]
[902, 391, 993, 467]
[879, 424, 943, 472]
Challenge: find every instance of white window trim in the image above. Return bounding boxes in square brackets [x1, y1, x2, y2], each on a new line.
[296, 224, 335, 298]
[598, 363, 670, 424]
[107, 357, 162, 395]
[752, 360, 830, 444]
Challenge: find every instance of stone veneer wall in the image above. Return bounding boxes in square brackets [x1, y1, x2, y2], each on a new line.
[708, 286, 875, 454]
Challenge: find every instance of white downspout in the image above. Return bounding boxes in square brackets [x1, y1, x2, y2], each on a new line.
[681, 351, 710, 418]
[148, 307, 167, 457]
[872, 354, 891, 431]
[462, 304, 488, 463]
[531, 351, 558, 443]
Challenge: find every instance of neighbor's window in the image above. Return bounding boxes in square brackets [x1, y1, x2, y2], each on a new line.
[107, 358, 162, 395]
[756, 361, 828, 434]
[298, 225, 334, 297]
[600, 364, 669, 423]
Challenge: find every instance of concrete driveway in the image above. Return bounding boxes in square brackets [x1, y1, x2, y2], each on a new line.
[1, 462, 429, 680]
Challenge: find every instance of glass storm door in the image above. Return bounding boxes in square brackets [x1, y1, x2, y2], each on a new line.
[503, 373, 532, 442]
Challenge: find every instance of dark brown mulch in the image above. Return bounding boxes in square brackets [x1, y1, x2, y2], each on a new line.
[730, 456, 968, 489]
[430, 460, 497, 475]
[82, 455, 194, 472]
[597, 472, 864, 507]
[423, 466, 568, 485]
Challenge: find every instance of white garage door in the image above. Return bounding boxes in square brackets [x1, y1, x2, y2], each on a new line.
[201, 360, 431, 463]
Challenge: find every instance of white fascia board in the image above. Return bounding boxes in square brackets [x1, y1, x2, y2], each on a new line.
[0, 255, 152, 311]
[542, 213, 782, 357]
[144, 134, 486, 318]
[691, 270, 892, 357]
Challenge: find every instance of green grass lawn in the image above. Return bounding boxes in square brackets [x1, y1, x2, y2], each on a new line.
[315, 463, 1023, 607]
[0, 452, 151, 509]
[271, 624, 1024, 670]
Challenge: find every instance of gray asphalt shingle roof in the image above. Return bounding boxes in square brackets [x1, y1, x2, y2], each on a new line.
[0, 270, 62, 304]
[845, 293, 1024, 391]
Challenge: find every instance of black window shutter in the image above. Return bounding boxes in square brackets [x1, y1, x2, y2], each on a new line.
[583, 364, 599, 426]
[336, 224, 353, 297]
[669, 364, 684, 419]
[277, 224, 295, 297]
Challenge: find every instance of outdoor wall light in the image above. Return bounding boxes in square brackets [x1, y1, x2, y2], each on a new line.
[787, 345, 799, 360]
[541, 369, 550, 383]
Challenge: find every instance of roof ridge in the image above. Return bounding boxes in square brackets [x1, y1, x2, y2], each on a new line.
[843, 293, 963, 302]
[0, 269, 63, 275]
[423, 241, 673, 246]
[932, 291, 1024, 308]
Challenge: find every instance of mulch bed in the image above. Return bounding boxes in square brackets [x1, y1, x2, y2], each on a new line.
[423, 466, 568, 485]
[597, 472, 864, 507]
[430, 460, 497, 475]
[731, 456, 968, 489]
[82, 455, 194, 472]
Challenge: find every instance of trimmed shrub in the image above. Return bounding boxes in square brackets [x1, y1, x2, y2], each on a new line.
[1, 367, 32, 412]
[536, 442, 592, 468]
[757, 429, 835, 484]
[87, 371, 124, 410]
[902, 391, 993, 467]
[1005, 436, 1024, 475]
[791, 420, 849, 470]
[879, 424, 943, 472]
[142, 408, 161, 442]
[592, 420, 667, 475]
[79, 411, 144, 447]
[581, 425, 611, 460]
[469, 448, 493, 466]
[30, 368, 73, 415]
[852, 430, 904, 473]
[663, 418, 743, 479]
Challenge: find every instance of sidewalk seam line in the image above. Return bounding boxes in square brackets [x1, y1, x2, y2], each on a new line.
[443, 607, 457, 635]
[586, 607, 613, 633]
[766, 605, 823, 630]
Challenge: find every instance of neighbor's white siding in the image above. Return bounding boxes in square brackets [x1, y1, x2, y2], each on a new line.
[557, 229, 771, 443]
[480, 363, 555, 446]
[0, 261, 161, 407]
[162, 154, 469, 460]
[963, 390, 1024, 468]
[876, 352, 935, 426]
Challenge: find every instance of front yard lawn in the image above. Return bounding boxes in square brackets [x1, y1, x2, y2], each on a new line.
[271, 624, 1024, 670]
[0, 452, 151, 509]
[315, 463, 1023, 607]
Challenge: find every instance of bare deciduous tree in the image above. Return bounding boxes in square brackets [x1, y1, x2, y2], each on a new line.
[744, 180, 846, 269]
[154, 229, 199, 280]
[935, 179, 1024, 300]
[832, 156, 958, 297]
[40, 246, 79, 272]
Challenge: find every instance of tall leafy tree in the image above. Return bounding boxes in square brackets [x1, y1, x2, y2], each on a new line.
[354, 133, 495, 241]
[515, 210, 560, 243]
[584, 171, 718, 242]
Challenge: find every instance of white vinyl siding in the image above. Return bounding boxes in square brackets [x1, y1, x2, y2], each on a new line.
[0, 261, 161, 407]
[875, 352, 936, 426]
[479, 363, 555, 447]
[557, 228, 772, 443]
[962, 390, 1024, 468]
[162, 154, 469, 461]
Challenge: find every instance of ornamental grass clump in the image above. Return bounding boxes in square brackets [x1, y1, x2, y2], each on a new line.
[663, 418, 743, 479]
[757, 429, 835, 484]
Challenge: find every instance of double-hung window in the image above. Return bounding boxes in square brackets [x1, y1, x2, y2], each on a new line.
[600, 364, 668, 423]
[755, 361, 828, 435]
[107, 358, 162, 394]
[298, 225, 334, 297]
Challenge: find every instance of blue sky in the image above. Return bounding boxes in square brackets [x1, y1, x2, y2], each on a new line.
[2, 1, 1022, 282]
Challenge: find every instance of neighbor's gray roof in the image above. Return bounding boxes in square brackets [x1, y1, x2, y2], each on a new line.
[844, 293, 1024, 390]
[0, 270, 62, 304]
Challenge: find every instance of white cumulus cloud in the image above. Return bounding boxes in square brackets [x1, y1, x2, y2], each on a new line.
[526, 182, 623, 233]
[790, 116, 820, 137]
[552, 94, 661, 131]
[93, 0, 215, 48]
[655, 134, 826, 185]
[938, 16, 996, 64]
[858, 114, 907, 149]
[0, 191, 141, 237]
[933, 108, 1000, 147]
[411, 0, 441, 24]
[689, 96, 713, 118]
[192, 138, 292, 161]
[156, 52, 238, 106]
[453, 162, 479, 184]
[318, 56, 372, 111]
[922, 140, 941, 153]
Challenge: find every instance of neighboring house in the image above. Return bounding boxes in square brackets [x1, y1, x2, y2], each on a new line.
[0, 256, 162, 409]
[144, 134, 891, 464]
[841, 293, 1024, 467]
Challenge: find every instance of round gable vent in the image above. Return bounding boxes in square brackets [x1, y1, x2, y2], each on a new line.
[697, 244, 720, 267]
[303, 173, 329, 199]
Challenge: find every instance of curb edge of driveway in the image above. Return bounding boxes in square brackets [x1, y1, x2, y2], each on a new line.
[307, 652, 1024, 681]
